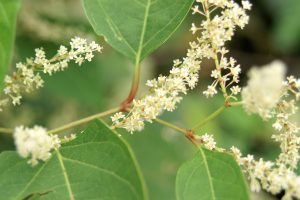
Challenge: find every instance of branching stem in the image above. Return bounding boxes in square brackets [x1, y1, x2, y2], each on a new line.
[154, 118, 187, 134]
[230, 101, 243, 106]
[192, 101, 243, 131]
[48, 107, 120, 134]
[192, 105, 226, 131]
[155, 118, 199, 146]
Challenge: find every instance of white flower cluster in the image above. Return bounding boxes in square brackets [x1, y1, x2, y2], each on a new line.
[204, 53, 242, 98]
[242, 61, 286, 119]
[196, 129, 300, 200]
[112, 0, 251, 133]
[192, 0, 251, 47]
[242, 61, 300, 169]
[112, 47, 201, 133]
[192, 0, 251, 99]
[196, 133, 217, 150]
[0, 37, 102, 111]
[14, 126, 61, 166]
[237, 61, 300, 199]
[231, 147, 300, 200]
[63, 133, 77, 142]
[272, 99, 300, 169]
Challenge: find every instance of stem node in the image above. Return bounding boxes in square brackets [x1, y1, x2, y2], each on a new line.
[224, 100, 231, 108]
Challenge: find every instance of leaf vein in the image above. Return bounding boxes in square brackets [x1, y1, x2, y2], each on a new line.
[57, 150, 75, 200]
[96, 0, 137, 55]
[142, 0, 191, 49]
[62, 156, 140, 199]
[135, 0, 151, 63]
[63, 141, 114, 150]
[15, 160, 49, 200]
[199, 148, 216, 200]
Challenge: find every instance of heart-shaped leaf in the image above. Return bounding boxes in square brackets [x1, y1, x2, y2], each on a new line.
[0, 120, 147, 200]
[0, 0, 20, 90]
[82, 0, 194, 63]
[176, 147, 250, 200]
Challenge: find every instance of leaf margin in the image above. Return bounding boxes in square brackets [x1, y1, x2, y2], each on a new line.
[175, 147, 250, 200]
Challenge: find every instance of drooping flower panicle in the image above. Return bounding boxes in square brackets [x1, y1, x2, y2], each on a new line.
[231, 146, 300, 200]
[237, 61, 300, 200]
[0, 37, 102, 111]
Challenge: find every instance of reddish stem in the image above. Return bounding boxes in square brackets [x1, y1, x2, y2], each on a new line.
[120, 64, 141, 111]
[120, 84, 139, 111]
[185, 129, 199, 146]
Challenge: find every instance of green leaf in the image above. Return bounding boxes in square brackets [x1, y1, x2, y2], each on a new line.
[176, 147, 250, 200]
[0, 120, 147, 200]
[124, 122, 194, 200]
[0, 0, 20, 90]
[82, 0, 194, 63]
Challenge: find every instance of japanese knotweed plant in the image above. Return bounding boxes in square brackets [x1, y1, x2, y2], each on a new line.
[0, 0, 299, 200]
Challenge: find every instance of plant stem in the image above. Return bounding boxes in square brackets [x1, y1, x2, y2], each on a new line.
[154, 118, 187, 134]
[192, 105, 226, 131]
[121, 63, 141, 111]
[230, 101, 243, 107]
[0, 127, 13, 134]
[155, 118, 199, 146]
[214, 54, 228, 99]
[48, 107, 120, 135]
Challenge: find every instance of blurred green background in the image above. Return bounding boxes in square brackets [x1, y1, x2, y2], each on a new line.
[1, 0, 300, 199]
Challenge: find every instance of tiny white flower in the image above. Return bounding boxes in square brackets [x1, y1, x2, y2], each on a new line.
[230, 85, 241, 95]
[242, 1, 252, 10]
[190, 23, 199, 34]
[85, 52, 94, 62]
[272, 121, 282, 131]
[75, 56, 84, 66]
[111, 112, 125, 122]
[12, 95, 22, 106]
[211, 70, 219, 78]
[58, 45, 68, 56]
[203, 85, 217, 98]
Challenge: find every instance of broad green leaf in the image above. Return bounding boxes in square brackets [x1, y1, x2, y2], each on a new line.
[176, 147, 250, 200]
[0, 120, 147, 200]
[0, 0, 20, 90]
[82, 0, 194, 63]
[124, 122, 194, 200]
